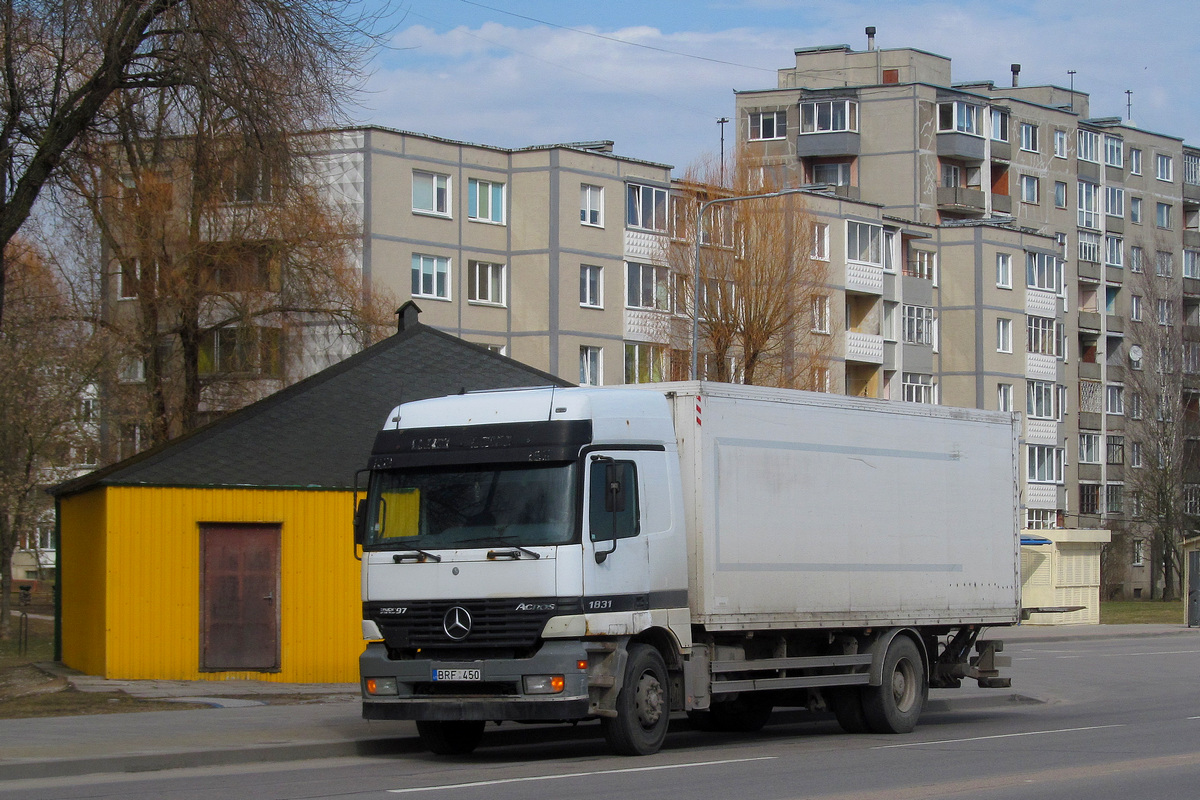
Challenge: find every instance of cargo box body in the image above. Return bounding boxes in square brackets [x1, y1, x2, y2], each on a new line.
[658, 383, 1020, 631]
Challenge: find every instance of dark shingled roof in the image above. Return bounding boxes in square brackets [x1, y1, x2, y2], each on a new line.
[51, 305, 571, 497]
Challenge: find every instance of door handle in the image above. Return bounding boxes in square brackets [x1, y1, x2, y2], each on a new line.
[263, 592, 274, 601]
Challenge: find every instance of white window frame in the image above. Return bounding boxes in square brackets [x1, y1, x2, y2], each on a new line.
[1079, 432, 1101, 464]
[1130, 294, 1142, 322]
[467, 260, 506, 306]
[1026, 251, 1062, 292]
[580, 264, 603, 309]
[1105, 235, 1123, 268]
[749, 110, 788, 140]
[412, 170, 450, 217]
[996, 318, 1012, 353]
[1130, 196, 1142, 224]
[991, 109, 1009, 142]
[1020, 122, 1039, 153]
[902, 373, 936, 404]
[1054, 181, 1068, 209]
[468, 177, 505, 224]
[1105, 383, 1124, 415]
[1185, 250, 1200, 279]
[627, 183, 668, 232]
[1156, 250, 1174, 277]
[1077, 130, 1099, 163]
[1104, 136, 1124, 168]
[1027, 444, 1065, 484]
[1130, 148, 1143, 175]
[1157, 298, 1173, 326]
[1027, 379, 1059, 420]
[846, 220, 884, 266]
[580, 184, 604, 227]
[1020, 174, 1039, 204]
[1131, 246, 1145, 273]
[811, 295, 831, 334]
[625, 261, 670, 311]
[997, 383, 1013, 412]
[1156, 202, 1172, 229]
[902, 305, 935, 346]
[1156, 153, 1174, 182]
[1078, 231, 1101, 264]
[996, 252, 1012, 288]
[1054, 129, 1068, 158]
[937, 101, 981, 136]
[1078, 181, 1099, 228]
[1106, 185, 1124, 218]
[800, 100, 858, 134]
[1026, 316, 1061, 357]
[411, 253, 451, 300]
[579, 345, 602, 386]
[811, 222, 829, 261]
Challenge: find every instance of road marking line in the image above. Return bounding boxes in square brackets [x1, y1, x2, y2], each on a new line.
[387, 756, 777, 793]
[872, 724, 1124, 749]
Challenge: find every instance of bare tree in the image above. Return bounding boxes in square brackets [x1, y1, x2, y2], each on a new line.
[1121, 260, 1200, 600]
[0, 0, 381, 326]
[663, 150, 833, 387]
[0, 238, 102, 636]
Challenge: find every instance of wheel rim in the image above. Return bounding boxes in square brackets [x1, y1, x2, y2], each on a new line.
[634, 669, 664, 729]
[891, 657, 918, 712]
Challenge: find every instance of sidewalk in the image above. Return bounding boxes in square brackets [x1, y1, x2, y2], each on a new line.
[2, 624, 1194, 782]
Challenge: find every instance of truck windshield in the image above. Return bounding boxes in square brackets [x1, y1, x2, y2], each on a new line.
[364, 462, 578, 549]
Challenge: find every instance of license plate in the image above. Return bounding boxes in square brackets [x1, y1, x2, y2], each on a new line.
[432, 668, 481, 681]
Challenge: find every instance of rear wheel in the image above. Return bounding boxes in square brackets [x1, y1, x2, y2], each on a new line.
[862, 636, 927, 734]
[416, 720, 486, 755]
[827, 687, 870, 734]
[602, 644, 670, 755]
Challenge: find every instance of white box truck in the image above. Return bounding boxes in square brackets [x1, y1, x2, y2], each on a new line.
[356, 382, 1019, 756]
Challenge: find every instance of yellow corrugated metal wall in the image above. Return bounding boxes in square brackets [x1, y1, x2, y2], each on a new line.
[66, 485, 362, 683]
[59, 491, 108, 676]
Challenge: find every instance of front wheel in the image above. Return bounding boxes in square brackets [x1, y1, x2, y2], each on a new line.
[862, 636, 927, 734]
[416, 720, 486, 755]
[602, 643, 670, 755]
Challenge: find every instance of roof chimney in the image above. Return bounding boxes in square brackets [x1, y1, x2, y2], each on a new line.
[1011, 63, 1021, 88]
[865, 26, 876, 51]
[396, 300, 422, 333]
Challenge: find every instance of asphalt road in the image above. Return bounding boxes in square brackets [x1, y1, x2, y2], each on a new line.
[8, 634, 1200, 799]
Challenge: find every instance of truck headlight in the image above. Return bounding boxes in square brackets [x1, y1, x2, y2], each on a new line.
[522, 675, 565, 694]
[365, 677, 398, 695]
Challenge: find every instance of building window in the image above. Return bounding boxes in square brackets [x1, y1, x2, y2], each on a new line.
[811, 295, 830, 334]
[902, 305, 934, 346]
[625, 262, 670, 311]
[1027, 316, 1062, 357]
[1105, 186, 1124, 218]
[1105, 235, 1123, 268]
[624, 342, 666, 384]
[1027, 444, 1064, 484]
[198, 325, 281, 378]
[1156, 250, 1173, 277]
[1054, 181, 1067, 209]
[412, 171, 450, 216]
[1079, 432, 1101, 464]
[580, 346, 602, 386]
[1130, 196, 1142, 224]
[411, 254, 450, 300]
[1078, 181, 1099, 228]
[468, 178, 505, 224]
[1020, 174, 1039, 204]
[996, 318, 1012, 353]
[1130, 148, 1142, 175]
[1131, 441, 1143, 468]
[902, 373, 936, 404]
[580, 264, 603, 308]
[998, 383, 1013, 412]
[581, 184, 604, 227]
[749, 110, 788, 140]
[811, 222, 829, 260]
[1157, 298, 1173, 326]
[1131, 294, 1143, 321]
[846, 221, 884, 265]
[937, 101, 980, 135]
[1107, 435, 1125, 465]
[626, 183, 668, 232]
[1027, 509, 1060, 529]
[1156, 202, 1172, 229]
[1027, 379, 1059, 420]
[1020, 123, 1038, 153]
[1185, 250, 1200, 279]
[1106, 383, 1124, 415]
[800, 100, 857, 133]
[1077, 130, 1099, 163]
[1186, 153, 1200, 186]
[811, 161, 853, 186]
[1026, 251, 1061, 292]
[991, 109, 1009, 141]
[1105, 484, 1122, 515]
[1055, 232, 1068, 260]
[1054, 129, 1068, 158]
[1156, 153, 1174, 182]
[1130, 246, 1145, 273]
[996, 253, 1012, 288]
[1078, 232, 1101, 264]
[1132, 538, 1145, 564]
[1104, 136, 1124, 168]
[1079, 484, 1101, 515]
[467, 260, 505, 306]
[905, 250, 935, 280]
[941, 163, 961, 188]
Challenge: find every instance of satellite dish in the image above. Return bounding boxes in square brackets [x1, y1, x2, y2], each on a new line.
[1129, 345, 1143, 362]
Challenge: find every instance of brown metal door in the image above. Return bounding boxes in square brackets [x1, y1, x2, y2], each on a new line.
[201, 524, 280, 671]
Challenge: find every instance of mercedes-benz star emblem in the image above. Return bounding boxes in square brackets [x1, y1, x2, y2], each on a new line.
[442, 606, 472, 640]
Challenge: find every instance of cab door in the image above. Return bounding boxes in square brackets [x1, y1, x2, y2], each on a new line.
[582, 452, 652, 621]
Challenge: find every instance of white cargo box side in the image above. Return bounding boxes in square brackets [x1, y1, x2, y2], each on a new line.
[661, 383, 1020, 631]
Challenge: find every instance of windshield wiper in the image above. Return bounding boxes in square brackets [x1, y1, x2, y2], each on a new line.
[391, 549, 442, 563]
[456, 536, 542, 560]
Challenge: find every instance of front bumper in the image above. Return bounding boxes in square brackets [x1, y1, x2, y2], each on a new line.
[360, 639, 592, 722]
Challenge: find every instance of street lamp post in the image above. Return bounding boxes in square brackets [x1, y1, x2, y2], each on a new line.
[690, 187, 808, 380]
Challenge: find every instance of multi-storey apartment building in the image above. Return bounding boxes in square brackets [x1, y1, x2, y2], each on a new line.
[733, 36, 1200, 596]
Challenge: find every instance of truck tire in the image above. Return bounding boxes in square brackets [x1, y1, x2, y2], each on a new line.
[415, 720, 486, 755]
[827, 687, 870, 734]
[602, 643, 670, 755]
[707, 697, 773, 732]
[862, 636, 927, 734]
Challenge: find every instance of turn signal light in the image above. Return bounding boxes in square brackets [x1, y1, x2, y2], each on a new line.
[522, 675, 565, 694]
[365, 677, 398, 695]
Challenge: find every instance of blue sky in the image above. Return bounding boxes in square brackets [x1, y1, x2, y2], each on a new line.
[358, 0, 1200, 169]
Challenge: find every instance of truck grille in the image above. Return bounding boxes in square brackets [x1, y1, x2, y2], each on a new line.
[367, 597, 579, 651]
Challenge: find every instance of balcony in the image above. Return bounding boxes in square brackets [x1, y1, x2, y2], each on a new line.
[1078, 361, 1101, 380]
[845, 331, 884, 364]
[1185, 230, 1200, 249]
[1185, 277, 1200, 297]
[1076, 261, 1101, 283]
[1185, 182, 1200, 203]
[795, 132, 860, 158]
[937, 186, 987, 214]
[1106, 315, 1124, 334]
[936, 132, 985, 162]
[990, 141, 1012, 162]
[992, 194, 1012, 214]
[845, 261, 884, 295]
[1078, 311, 1102, 332]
